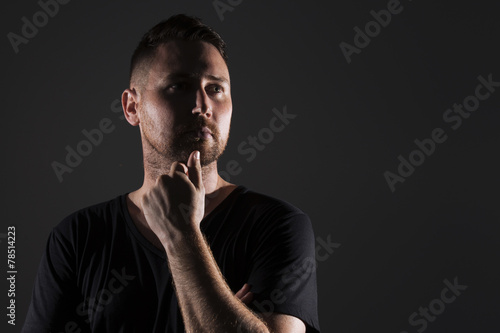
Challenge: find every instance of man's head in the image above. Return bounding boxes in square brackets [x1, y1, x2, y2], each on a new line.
[129, 14, 228, 90]
[122, 15, 232, 171]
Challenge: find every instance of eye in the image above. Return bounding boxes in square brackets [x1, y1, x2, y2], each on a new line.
[168, 82, 188, 90]
[208, 85, 223, 94]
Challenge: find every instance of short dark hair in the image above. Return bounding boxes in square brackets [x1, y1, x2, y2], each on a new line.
[129, 14, 228, 88]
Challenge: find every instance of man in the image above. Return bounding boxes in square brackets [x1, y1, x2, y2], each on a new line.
[23, 14, 320, 333]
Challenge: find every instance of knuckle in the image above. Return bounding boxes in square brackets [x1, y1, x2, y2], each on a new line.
[158, 174, 169, 184]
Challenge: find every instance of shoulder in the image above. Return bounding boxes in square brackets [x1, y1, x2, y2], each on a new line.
[235, 186, 309, 217]
[232, 186, 313, 233]
[51, 193, 127, 241]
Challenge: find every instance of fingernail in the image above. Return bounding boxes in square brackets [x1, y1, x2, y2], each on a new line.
[194, 151, 200, 160]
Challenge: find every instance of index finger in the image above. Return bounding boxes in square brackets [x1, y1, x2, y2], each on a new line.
[186, 150, 202, 189]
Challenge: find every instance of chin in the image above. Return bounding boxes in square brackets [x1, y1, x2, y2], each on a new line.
[174, 144, 220, 166]
[171, 134, 228, 166]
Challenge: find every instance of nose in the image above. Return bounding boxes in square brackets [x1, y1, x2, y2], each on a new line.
[192, 88, 212, 118]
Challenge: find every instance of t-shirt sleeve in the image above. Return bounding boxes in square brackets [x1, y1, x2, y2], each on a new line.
[246, 211, 320, 333]
[22, 224, 90, 333]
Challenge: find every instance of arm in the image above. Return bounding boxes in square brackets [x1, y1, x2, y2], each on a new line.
[22, 226, 88, 333]
[141, 151, 306, 333]
[264, 314, 306, 333]
[165, 227, 306, 333]
[164, 220, 269, 332]
[141, 150, 268, 332]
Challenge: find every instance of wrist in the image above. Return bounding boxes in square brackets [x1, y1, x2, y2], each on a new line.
[162, 225, 203, 256]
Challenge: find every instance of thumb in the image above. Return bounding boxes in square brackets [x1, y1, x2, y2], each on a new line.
[187, 150, 203, 189]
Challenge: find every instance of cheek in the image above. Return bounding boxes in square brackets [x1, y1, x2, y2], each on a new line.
[141, 98, 175, 127]
[217, 105, 232, 135]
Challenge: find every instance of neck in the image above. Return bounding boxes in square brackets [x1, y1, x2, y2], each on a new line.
[129, 146, 235, 212]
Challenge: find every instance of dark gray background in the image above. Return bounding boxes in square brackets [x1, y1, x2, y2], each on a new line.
[2, 0, 499, 332]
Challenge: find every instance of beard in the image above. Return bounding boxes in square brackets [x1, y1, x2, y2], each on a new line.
[171, 118, 228, 166]
[141, 116, 229, 168]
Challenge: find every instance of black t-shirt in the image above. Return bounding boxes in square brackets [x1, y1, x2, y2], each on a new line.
[22, 186, 320, 333]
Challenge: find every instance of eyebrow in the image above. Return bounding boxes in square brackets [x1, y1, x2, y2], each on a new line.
[164, 72, 229, 84]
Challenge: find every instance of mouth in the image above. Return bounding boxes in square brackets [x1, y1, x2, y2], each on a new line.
[185, 126, 213, 140]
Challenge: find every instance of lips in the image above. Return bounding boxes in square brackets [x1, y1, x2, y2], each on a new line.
[185, 126, 213, 140]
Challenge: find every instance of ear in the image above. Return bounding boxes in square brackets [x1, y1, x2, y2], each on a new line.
[122, 88, 140, 126]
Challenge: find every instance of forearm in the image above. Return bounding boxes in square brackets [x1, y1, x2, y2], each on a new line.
[164, 229, 269, 333]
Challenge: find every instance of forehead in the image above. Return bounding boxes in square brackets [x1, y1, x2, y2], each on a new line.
[148, 40, 229, 84]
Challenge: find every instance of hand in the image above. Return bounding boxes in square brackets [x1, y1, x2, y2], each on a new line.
[141, 151, 205, 246]
[235, 283, 254, 305]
